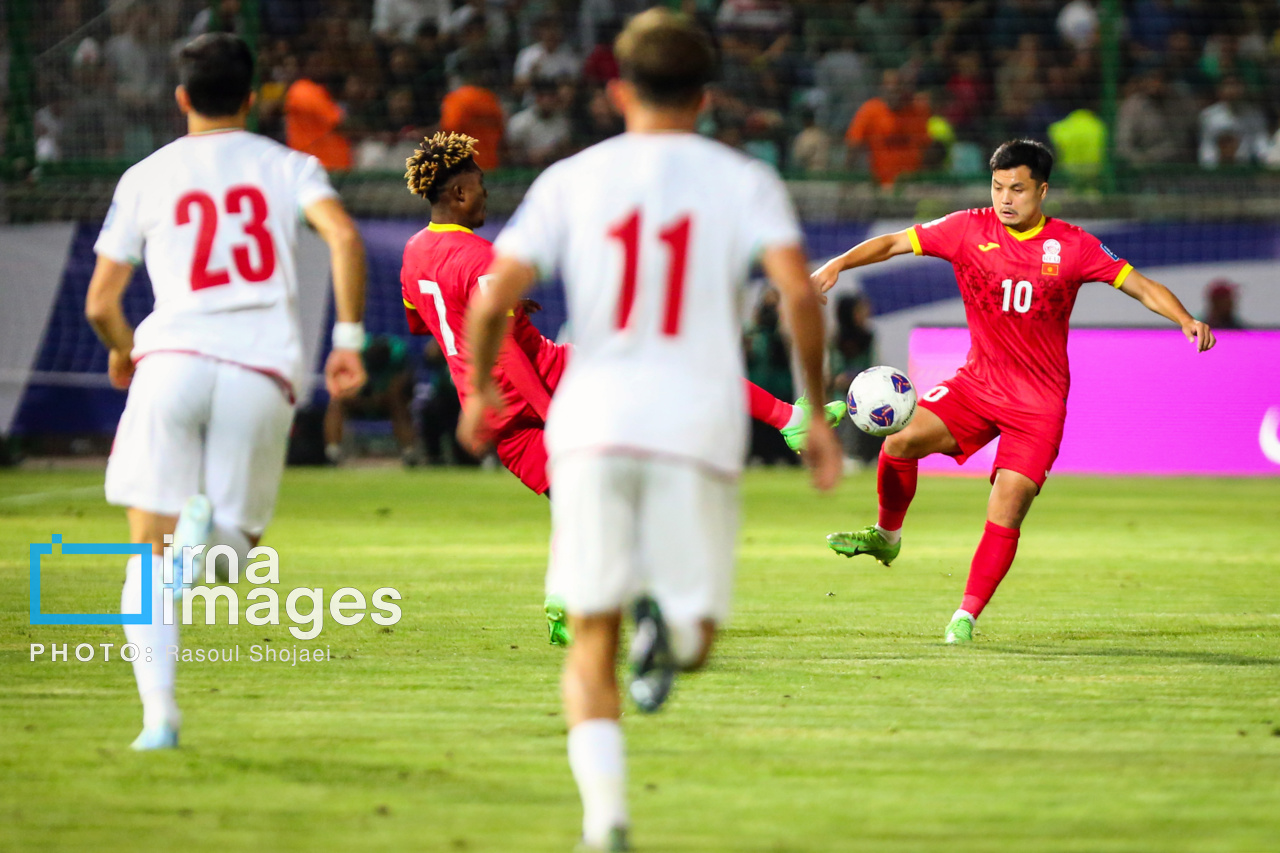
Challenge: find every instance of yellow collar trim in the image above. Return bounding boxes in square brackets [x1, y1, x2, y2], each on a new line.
[1004, 215, 1047, 241]
[427, 222, 473, 234]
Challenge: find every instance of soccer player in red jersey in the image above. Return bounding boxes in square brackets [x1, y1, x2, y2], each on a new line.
[811, 139, 1216, 643]
[399, 132, 840, 644]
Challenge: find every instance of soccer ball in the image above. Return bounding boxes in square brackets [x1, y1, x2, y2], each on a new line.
[846, 366, 917, 436]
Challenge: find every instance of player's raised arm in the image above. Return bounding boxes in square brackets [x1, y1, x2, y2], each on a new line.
[810, 229, 915, 294]
[85, 256, 138, 389]
[762, 244, 841, 491]
[305, 196, 369, 397]
[458, 254, 536, 452]
[1118, 269, 1216, 353]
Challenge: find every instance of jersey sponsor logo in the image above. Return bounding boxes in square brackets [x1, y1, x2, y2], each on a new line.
[978, 242, 1000, 252]
[1042, 239, 1061, 264]
[1100, 243, 1120, 261]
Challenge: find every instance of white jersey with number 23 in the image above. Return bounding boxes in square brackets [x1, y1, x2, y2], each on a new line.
[95, 128, 337, 397]
[494, 133, 802, 476]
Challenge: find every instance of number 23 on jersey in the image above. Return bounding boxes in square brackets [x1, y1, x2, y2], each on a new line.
[176, 186, 278, 290]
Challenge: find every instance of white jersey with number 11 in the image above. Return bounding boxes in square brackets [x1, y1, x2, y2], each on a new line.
[494, 132, 802, 476]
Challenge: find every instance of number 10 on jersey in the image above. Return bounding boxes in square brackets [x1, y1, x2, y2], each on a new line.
[1001, 278, 1033, 314]
[608, 210, 692, 336]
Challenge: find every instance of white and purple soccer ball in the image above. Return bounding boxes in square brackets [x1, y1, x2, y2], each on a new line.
[846, 366, 917, 437]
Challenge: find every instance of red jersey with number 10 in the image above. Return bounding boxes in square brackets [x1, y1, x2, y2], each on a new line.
[400, 222, 566, 431]
[909, 208, 1133, 413]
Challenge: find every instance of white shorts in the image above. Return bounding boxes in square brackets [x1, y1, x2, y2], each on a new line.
[547, 452, 739, 625]
[105, 352, 293, 535]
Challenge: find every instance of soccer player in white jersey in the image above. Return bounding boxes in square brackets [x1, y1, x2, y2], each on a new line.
[84, 34, 368, 751]
[458, 11, 841, 850]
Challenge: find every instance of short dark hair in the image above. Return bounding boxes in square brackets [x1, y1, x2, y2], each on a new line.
[615, 9, 716, 109]
[179, 33, 254, 118]
[989, 138, 1054, 183]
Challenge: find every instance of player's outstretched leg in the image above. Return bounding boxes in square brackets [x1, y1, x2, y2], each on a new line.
[780, 396, 848, 453]
[546, 594, 571, 647]
[827, 448, 916, 564]
[122, 550, 181, 750]
[627, 596, 677, 713]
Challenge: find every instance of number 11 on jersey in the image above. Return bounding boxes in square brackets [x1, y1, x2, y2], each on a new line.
[608, 210, 692, 337]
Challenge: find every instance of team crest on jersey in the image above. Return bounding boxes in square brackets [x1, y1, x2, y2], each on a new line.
[1041, 239, 1061, 264]
[1100, 243, 1119, 261]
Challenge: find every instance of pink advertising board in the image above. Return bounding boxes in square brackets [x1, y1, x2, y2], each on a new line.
[907, 328, 1280, 476]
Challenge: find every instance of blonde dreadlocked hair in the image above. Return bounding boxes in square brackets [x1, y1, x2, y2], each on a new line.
[405, 132, 481, 203]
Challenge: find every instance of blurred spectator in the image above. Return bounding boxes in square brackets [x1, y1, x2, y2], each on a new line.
[1115, 65, 1196, 166]
[514, 16, 581, 103]
[829, 294, 880, 467]
[941, 51, 989, 135]
[63, 38, 124, 160]
[581, 18, 621, 87]
[1200, 31, 1267, 97]
[1130, 0, 1182, 58]
[507, 80, 572, 167]
[285, 50, 352, 170]
[744, 288, 797, 466]
[440, 59, 505, 170]
[989, 0, 1056, 59]
[1056, 0, 1099, 53]
[855, 0, 910, 70]
[716, 0, 795, 41]
[355, 87, 428, 170]
[845, 69, 933, 187]
[1201, 279, 1244, 329]
[446, 14, 502, 92]
[810, 30, 873, 138]
[1197, 75, 1269, 168]
[790, 107, 833, 174]
[1048, 99, 1106, 182]
[191, 0, 247, 36]
[1162, 30, 1213, 103]
[994, 34, 1044, 116]
[371, 0, 449, 43]
[576, 86, 624, 147]
[325, 336, 419, 467]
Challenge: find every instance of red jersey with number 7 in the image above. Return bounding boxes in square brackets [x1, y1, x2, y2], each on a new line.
[400, 222, 567, 431]
[908, 208, 1133, 413]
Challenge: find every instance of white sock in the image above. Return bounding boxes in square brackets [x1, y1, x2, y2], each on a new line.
[952, 608, 975, 624]
[875, 524, 902, 545]
[783, 404, 804, 430]
[567, 719, 628, 845]
[121, 554, 180, 729]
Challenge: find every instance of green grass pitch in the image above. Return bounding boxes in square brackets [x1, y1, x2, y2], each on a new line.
[2, 466, 1278, 852]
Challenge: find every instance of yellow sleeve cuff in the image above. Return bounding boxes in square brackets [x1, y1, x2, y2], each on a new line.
[403, 298, 416, 309]
[1113, 263, 1133, 288]
[907, 226, 923, 256]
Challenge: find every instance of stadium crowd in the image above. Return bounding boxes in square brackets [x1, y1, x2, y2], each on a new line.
[15, 0, 1280, 182]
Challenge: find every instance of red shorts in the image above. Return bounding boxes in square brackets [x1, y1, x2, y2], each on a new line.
[495, 424, 549, 495]
[918, 373, 1065, 490]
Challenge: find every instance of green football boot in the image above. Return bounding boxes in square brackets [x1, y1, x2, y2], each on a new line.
[780, 396, 847, 453]
[826, 526, 901, 566]
[944, 612, 975, 645]
[545, 594, 571, 647]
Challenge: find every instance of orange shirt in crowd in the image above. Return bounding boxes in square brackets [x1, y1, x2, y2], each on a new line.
[285, 78, 352, 171]
[845, 96, 932, 187]
[440, 85, 505, 171]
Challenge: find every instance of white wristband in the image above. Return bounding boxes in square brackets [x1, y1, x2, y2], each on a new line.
[332, 322, 366, 350]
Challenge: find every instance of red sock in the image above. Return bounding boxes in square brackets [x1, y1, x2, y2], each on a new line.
[876, 450, 918, 531]
[744, 380, 792, 430]
[961, 521, 1020, 618]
